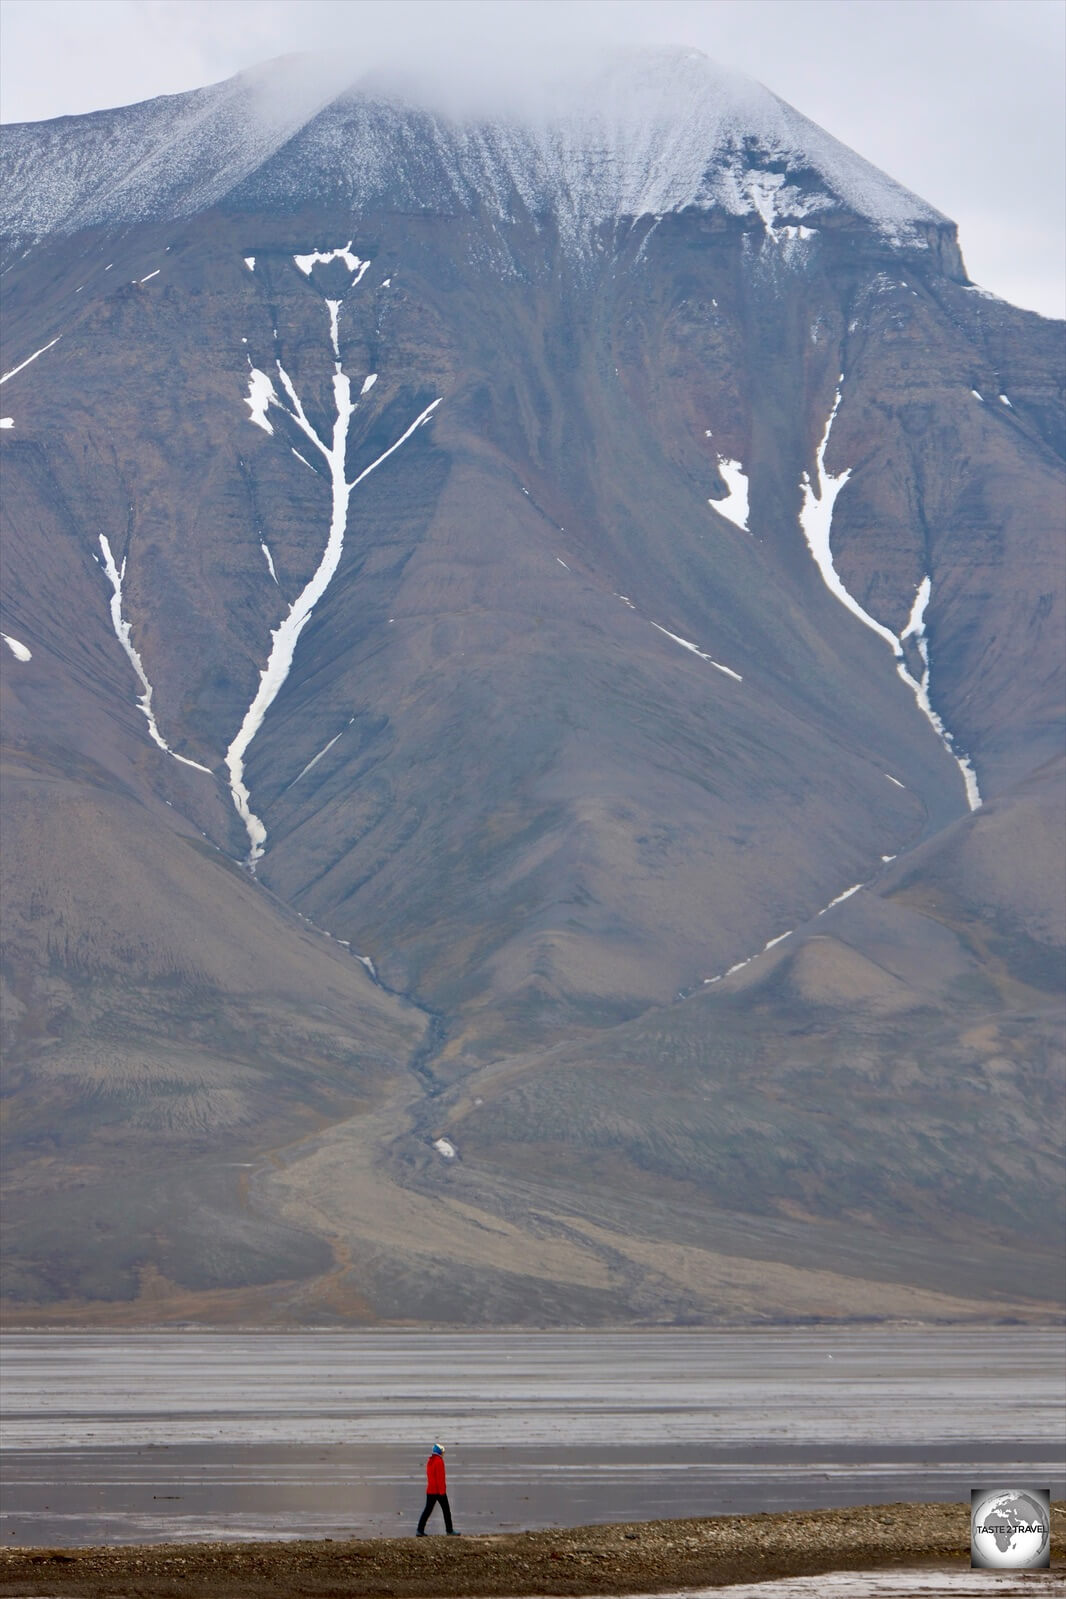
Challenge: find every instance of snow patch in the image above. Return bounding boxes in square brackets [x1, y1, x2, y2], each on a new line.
[245, 368, 275, 434]
[711, 457, 749, 532]
[2, 633, 31, 661]
[326, 299, 342, 358]
[650, 622, 742, 682]
[705, 928, 792, 985]
[898, 575, 981, 810]
[971, 389, 984, 402]
[138, 268, 160, 283]
[818, 882, 863, 914]
[97, 535, 213, 774]
[433, 1138, 457, 1160]
[0, 417, 12, 428]
[293, 242, 369, 280]
[289, 731, 343, 786]
[998, 393, 1013, 408]
[360, 373, 377, 395]
[260, 541, 278, 583]
[291, 448, 315, 471]
[884, 773, 905, 788]
[0, 335, 60, 385]
[244, 256, 255, 271]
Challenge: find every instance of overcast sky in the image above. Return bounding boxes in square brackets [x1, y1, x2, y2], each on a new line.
[1, 0, 1063, 316]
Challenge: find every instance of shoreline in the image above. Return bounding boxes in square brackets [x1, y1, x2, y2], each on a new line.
[2, 1502, 1063, 1597]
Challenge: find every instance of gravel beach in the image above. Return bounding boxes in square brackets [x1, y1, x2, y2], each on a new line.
[2, 1501, 1063, 1597]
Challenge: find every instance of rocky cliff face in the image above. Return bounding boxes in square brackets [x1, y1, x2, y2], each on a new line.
[1, 51, 1062, 1324]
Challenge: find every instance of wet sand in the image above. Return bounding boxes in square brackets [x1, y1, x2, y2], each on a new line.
[2, 1502, 1064, 1597]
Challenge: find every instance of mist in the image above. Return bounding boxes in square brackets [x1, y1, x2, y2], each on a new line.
[1, 0, 1063, 316]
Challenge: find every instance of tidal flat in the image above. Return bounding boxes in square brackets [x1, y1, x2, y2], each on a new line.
[1, 1504, 1064, 1597]
[1, 1327, 1063, 1549]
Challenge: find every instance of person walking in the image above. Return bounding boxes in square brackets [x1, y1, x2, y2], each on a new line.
[416, 1442, 458, 1535]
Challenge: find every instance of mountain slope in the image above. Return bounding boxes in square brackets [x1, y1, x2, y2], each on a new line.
[1, 51, 1062, 1323]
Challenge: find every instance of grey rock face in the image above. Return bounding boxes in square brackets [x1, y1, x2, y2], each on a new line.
[0, 52, 1062, 1323]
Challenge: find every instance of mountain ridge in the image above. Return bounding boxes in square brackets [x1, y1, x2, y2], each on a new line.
[2, 49, 955, 258]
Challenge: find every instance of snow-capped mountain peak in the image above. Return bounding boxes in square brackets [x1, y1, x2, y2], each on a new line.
[1, 48, 949, 252]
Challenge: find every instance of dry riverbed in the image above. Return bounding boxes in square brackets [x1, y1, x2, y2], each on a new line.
[3, 1501, 1064, 1597]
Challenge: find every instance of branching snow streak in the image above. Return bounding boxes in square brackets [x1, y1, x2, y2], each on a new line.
[230, 284, 442, 863]
[0, 335, 60, 385]
[98, 535, 213, 773]
[800, 381, 980, 809]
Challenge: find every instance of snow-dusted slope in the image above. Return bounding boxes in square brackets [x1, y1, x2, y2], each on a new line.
[0, 54, 353, 243]
[0, 48, 949, 250]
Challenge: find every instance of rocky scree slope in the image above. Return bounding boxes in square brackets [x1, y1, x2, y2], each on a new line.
[0, 50, 1063, 1323]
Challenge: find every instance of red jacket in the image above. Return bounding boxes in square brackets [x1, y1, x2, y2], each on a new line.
[426, 1452, 446, 1494]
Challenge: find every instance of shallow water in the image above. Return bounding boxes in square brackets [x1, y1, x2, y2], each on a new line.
[1, 1328, 1062, 1546]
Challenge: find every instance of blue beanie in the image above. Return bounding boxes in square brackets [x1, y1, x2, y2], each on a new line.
[432, 1443, 444, 1455]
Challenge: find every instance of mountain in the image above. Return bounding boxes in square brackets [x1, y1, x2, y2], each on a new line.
[1, 51, 1062, 1326]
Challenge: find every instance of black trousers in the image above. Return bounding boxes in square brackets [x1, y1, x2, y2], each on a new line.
[417, 1492, 454, 1533]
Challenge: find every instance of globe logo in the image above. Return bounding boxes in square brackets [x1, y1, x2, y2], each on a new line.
[971, 1487, 1051, 1569]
